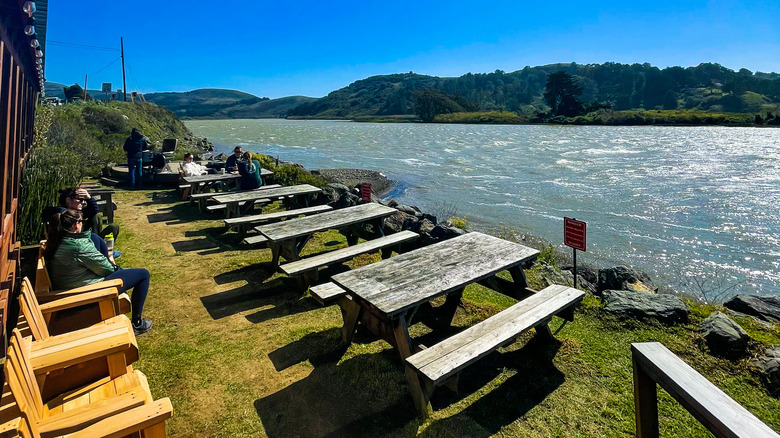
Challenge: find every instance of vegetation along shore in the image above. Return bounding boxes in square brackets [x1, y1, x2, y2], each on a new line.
[19, 99, 780, 436]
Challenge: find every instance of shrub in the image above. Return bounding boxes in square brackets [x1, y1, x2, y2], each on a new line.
[19, 145, 82, 244]
[82, 106, 128, 134]
[272, 164, 327, 187]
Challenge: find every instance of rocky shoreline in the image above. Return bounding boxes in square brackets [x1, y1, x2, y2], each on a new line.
[311, 168, 396, 197]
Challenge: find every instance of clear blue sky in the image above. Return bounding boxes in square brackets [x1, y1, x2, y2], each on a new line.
[44, 0, 780, 98]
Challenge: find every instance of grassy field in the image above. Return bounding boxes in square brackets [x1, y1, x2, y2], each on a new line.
[112, 188, 779, 437]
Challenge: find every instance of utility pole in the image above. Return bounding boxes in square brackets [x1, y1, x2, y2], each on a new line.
[120, 37, 127, 102]
[84, 74, 88, 100]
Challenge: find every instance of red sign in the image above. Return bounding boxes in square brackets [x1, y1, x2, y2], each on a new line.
[361, 182, 372, 203]
[564, 217, 587, 251]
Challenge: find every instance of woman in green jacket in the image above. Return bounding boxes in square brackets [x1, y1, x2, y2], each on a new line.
[45, 209, 153, 335]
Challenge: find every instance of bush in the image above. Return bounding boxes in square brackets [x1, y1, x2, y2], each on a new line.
[272, 164, 327, 187]
[19, 145, 82, 244]
[82, 106, 128, 134]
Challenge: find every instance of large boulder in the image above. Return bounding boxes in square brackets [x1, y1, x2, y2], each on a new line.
[429, 224, 466, 241]
[322, 183, 359, 209]
[700, 311, 750, 358]
[598, 266, 656, 295]
[753, 347, 780, 395]
[723, 295, 780, 323]
[602, 290, 689, 324]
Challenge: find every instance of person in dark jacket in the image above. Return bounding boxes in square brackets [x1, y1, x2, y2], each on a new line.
[225, 146, 243, 172]
[123, 128, 149, 187]
[60, 187, 119, 240]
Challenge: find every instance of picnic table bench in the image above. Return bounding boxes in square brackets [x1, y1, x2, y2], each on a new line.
[632, 342, 780, 438]
[87, 188, 115, 223]
[328, 232, 587, 416]
[255, 203, 396, 269]
[225, 204, 332, 234]
[212, 184, 322, 218]
[281, 230, 419, 289]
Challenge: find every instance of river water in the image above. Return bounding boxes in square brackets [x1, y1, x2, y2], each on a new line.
[185, 119, 780, 298]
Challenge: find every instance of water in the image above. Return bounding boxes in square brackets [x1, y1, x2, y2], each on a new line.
[185, 119, 780, 298]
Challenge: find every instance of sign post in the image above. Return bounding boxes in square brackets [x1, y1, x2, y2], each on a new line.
[563, 217, 587, 289]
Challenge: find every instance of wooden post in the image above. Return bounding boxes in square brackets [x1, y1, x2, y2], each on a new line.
[120, 37, 127, 101]
[633, 351, 659, 438]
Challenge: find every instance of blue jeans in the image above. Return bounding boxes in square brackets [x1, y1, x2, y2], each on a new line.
[90, 232, 109, 258]
[127, 157, 143, 187]
[105, 268, 150, 322]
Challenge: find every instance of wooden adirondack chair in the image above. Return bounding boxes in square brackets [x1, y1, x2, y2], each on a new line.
[17, 278, 139, 400]
[34, 243, 128, 313]
[0, 398, 172, 438]
[4, 329, 171, 437]
[18, 277, 130, 334]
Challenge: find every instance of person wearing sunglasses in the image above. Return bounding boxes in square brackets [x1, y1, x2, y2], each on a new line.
[59, 187, 121, 258]
[45, 209, 153, 335]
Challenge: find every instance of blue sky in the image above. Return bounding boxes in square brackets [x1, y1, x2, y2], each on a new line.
[44, 0, 780, 98]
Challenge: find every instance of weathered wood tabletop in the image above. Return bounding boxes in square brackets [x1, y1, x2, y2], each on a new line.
[213, 184, 320, 205]
[183, 173, 242, 184]
[255, 203, 396, 268]
[332, 232, 539, 318]
[212, 184, 322, 218]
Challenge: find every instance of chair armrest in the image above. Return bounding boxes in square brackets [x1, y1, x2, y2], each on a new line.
[69, 398, 173, 438]
[35, 279, 124, 303]
[29, 324, 135, 374]
[37, 390, 146, 438]
[38, 288, 120, 315]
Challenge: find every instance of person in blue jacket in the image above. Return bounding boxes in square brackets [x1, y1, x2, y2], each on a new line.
[123, 128, 149, 187]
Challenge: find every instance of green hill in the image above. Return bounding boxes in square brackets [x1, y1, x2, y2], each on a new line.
[144, 89, 267, 118]
[288, 62, 780, 119]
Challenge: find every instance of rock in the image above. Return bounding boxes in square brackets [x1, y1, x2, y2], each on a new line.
[213, 153, 228, 161]
[429, 224, 466, 241]
[322, 183, 360, 208]
[700, 311, 750, 358]
[602, 290, 689, 324]
[561, 263, 598, 285]
[418, 219, 435, 235]
[535, 265, 597, 294]
[753, 347, 780, 395]
[597, 266, 656, 295]
[395, 204, 417, 215]
[723, 295, 780, 323]
[383, 211, 407, 234]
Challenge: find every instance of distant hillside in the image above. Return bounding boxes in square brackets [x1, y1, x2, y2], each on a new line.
[288, 63, 780, 119]
[144, 89, 267, 118]
[213, 96, 317, 118]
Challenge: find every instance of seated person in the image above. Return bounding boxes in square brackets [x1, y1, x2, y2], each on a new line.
[225, 146, 243, 172]
[60, 187, 120, 241]
[237, 152, 263, 190]
[182, 153, 216, 176]
[45, 209, 153, 335]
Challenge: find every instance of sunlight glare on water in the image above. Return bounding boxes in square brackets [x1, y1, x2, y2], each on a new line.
[186, 120, 780, 297]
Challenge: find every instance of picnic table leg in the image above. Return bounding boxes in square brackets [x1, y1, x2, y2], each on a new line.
[508, 265, 529, 289]
[106, 192, 114, 223]
[436, 288, 464, 327]
[269, 243, 281, 269]
[340, 299, 362, 344]
[394, 317, 432, 417]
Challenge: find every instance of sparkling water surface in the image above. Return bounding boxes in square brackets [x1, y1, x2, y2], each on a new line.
[185, 119, 780, 298]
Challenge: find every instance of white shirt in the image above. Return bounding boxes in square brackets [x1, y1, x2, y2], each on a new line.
[182, 161, 208, 176]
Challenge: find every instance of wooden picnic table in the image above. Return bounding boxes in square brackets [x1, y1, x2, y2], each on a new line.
[213, 184, 322, 218]
[255, 202, 397, 268]
[183, 173, 242, 196]
[330, 232, 539, 359]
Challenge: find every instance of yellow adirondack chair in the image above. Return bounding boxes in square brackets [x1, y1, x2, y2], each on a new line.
[17, 278, 139, 400]
[34, 243, 129, 314]
[4, 329, 171, 437]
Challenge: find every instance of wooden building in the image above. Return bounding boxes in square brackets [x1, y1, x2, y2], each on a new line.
[0, 0, 47, 350]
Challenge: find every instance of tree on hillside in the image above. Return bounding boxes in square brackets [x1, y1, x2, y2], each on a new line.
[412, 89, 466, 122]
[64, 84, 92, 101]
[543, 71, 584, 116]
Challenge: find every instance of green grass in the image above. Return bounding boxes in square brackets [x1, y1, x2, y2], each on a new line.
[110, 188, 779, 437]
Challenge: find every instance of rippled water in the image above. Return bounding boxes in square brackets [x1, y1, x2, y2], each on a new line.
[185, 119, 780, 298]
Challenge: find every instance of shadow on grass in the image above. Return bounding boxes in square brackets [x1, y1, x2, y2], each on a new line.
[267, 328, 348, 372]
[420, 335, 565, 437]
[199, 264, 317, 322]
[255, 349, 417, 438]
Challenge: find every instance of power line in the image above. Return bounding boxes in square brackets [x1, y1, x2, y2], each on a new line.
[48, 40, 120, 52]
[89, 56, 121, 76]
